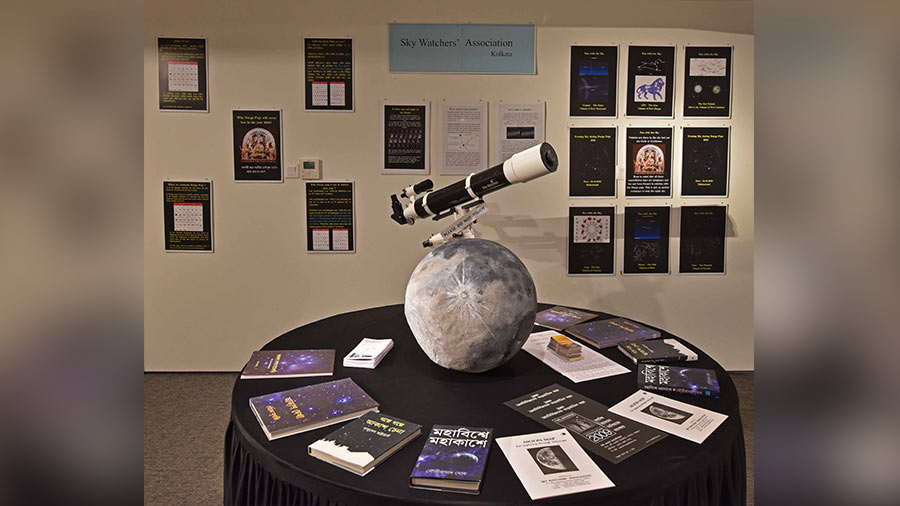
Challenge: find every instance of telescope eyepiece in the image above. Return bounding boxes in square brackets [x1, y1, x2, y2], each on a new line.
[540, 142, 558, 172]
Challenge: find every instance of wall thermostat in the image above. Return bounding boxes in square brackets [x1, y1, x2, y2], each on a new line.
[300, 159, 321, 179]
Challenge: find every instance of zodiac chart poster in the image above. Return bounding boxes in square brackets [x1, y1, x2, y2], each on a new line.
[683, 46, 732, 118]
[681, 127, 730, 196]
[163, 181, 213, 252]
[382, 101, 429, 174]
[304, 38, 353, 111]
[569, 46, 618, 117]
[626, 45, 675, 117]
[569, 127, 616, 197]
[626, 127, 673, 197]
[568, 206, 615, 275]
[157, 37, 208, 111]
[679, 205, 726, 274]
[624, 206, 670, 274]
[232, 110, 283, 182]
[305, 181, 355, 253]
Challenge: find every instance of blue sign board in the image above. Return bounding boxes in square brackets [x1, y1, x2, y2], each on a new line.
[389, 23, 535, 74]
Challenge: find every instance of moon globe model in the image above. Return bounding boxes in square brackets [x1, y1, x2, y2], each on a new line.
[404, 238, 537, 373]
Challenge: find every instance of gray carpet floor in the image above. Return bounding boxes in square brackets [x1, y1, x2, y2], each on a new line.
[144, 372, 754, 506]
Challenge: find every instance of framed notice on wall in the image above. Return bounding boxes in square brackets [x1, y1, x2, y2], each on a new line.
[568, 206, 616, 276]
[569, 45, 618, 117]
[305, 181, 355, 253]
[233, 110, 283, 182]
[626, 127, 673, 197]
[623, 206, 670, 274]
[381, 100, 429, 174]
[625, 45, 676, 118]
[569, 127, 617, 197]
[679, 205, 726, 274]
[683, 46, 733, 118]
[681, 126, 730, 197]
[303, 38, 354, 112]
[163, 181, 213, 252]
[157, 37, 208, 112]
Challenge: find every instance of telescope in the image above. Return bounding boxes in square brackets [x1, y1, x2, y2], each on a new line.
[390, 142, 558, 246]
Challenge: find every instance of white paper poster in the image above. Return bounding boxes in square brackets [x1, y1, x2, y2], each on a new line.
[522, 331, 630, 383]
[608, 390, 728, 443]
[439, 100, 488, 175]
[496, 429, 614, 500]
[495, 102, 545, 163]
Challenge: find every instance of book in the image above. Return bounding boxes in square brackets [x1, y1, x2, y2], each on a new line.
[608, 390, 728, 444]
[534, 306, 598, 331]
[618, 339, 698, 364]
[249, 378, 379, 440]
[308, 412, 421, 476]
[547, 334, 583, 360]
[343, 338, 393, 369]
[504, 383, 666, 463]
[495, 429, 614, 500]
[566, 317, 661, 350]
[638, 364, 720, 398]
[409, 425, 493, 494]
[241, 349, 335, 379]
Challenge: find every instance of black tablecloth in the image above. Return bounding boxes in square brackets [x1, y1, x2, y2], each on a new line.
[225, 304, 746, 506]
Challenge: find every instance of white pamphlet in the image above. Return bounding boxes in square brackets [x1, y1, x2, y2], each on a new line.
[523, 331, 630, 383]
[343, 338, 393, 368]
[439, 100, 488, 175]
[496, 429, 614, 500]
[608, 390, 728, 444]
[494, 102, 545, 163]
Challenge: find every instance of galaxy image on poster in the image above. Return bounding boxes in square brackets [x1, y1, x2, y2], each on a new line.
[163, 181, 213, 252]
[569, 127, 616, 197]
[157, 37, 208, 111]
[568, 207, 615, 275]
[626, 45, 675, 117]
[624, 206, 670, 274]
[683, 46, 732, 117]
[306, 182, 355, 253]
[569, 46, 618, 117]
[304, 38, 353, 111]
[232, 110, 283, 181]
[383, 103, 428, 172]
[681, 127, 730, 196]
[679, 206, 726, 273]
[626, 127, 672, 197]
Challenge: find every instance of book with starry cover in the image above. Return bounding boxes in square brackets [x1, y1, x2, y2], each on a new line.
[638, 364, 720, 397]
[308, 412, 421, 476]
[249, 378, 379, 440]
[241, 349, 335, 379]
[534, 306, 599, 331]
[409, 425, 494, 494]
[618, 339, 698, 364]
[566, 317, 660, 350]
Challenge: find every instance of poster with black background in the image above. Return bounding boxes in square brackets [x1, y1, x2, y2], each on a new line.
[233, 110, 283, 182]
[569, 127, 616, 197]
[679, 205, 726, 273]
[304, 38, 353, 111]
[626, 127, 672, 197]
[157, 37, 208, 111]
[306, 182, 355, 253]
[681, 127, 730, 196]
[163, 181, 213, 252]
[626, 45, 675, 117]
[568, 206, 615, 275]
[624, 206, 670, 274]
[569, 46, 618, 117]
[683, 46, 732, 117]
[382, 102, 428, 174]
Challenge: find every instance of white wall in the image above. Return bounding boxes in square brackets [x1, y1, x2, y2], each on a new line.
[144, 0, 753, 371]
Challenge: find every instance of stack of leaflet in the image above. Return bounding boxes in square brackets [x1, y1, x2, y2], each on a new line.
[546, 334, 583, 361]
[343, 338, 394, 369]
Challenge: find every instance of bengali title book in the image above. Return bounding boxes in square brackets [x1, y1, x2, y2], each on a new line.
[534, 306, 599, 331]
[618, 339, 698, 364]
[308, 412, 421, 476]
[241, 349, 335, 379]
[566, 317, 661, 350]
[638, 364, 720, 397]
[409, 425, 494, 494]
[249, 378, 379, 440]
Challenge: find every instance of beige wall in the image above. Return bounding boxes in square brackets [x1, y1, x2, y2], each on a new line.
[144, 0, 753, 370]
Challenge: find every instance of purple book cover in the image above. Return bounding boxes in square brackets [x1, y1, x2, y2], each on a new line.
[241, 350, 335, 378]
[410, 425, 493, 489]
[534, 306, 598, 330]
[566, 318, 660, 350]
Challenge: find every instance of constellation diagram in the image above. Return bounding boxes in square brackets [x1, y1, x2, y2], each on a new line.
[573, 215, 611, 243]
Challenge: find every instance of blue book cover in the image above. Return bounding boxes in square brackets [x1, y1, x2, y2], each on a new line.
[249, 378, 379, 440]
[638, 364, 720, 397]
[566, 317, 660, 350]
[410, 425, 493, 494]
[241, 349, 335, 378]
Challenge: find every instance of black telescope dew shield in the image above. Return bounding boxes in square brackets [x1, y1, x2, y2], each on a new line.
[403, 142, 558, 222]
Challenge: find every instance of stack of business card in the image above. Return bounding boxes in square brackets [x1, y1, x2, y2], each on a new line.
[546, 334, 583, 361]
[343, 338, 394, 369]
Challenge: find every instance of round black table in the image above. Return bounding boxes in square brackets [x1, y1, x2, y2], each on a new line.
[224, 304, 746, 506]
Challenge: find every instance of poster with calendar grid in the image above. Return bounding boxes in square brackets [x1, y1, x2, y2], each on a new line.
[157, 37, 208, 112]
[163, 181, 213, 252]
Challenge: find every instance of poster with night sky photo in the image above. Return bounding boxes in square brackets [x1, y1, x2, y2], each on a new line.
[569, 127, 616, 197]
[240, 350, 335, 379]
[679, 205, 727, 274]
[569, 45, 617, 117]
[624, 206, 670, 274]
[382, 102, 429, 174]
[626, 45, 676, 117]
[683, 46, 732, 118]
[568, 206, 615, 275]
[681, 127, 730, 196]
[626, 127, 672, 197]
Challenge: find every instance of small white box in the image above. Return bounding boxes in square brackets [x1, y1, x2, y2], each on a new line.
[300, 159, 321, 179]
